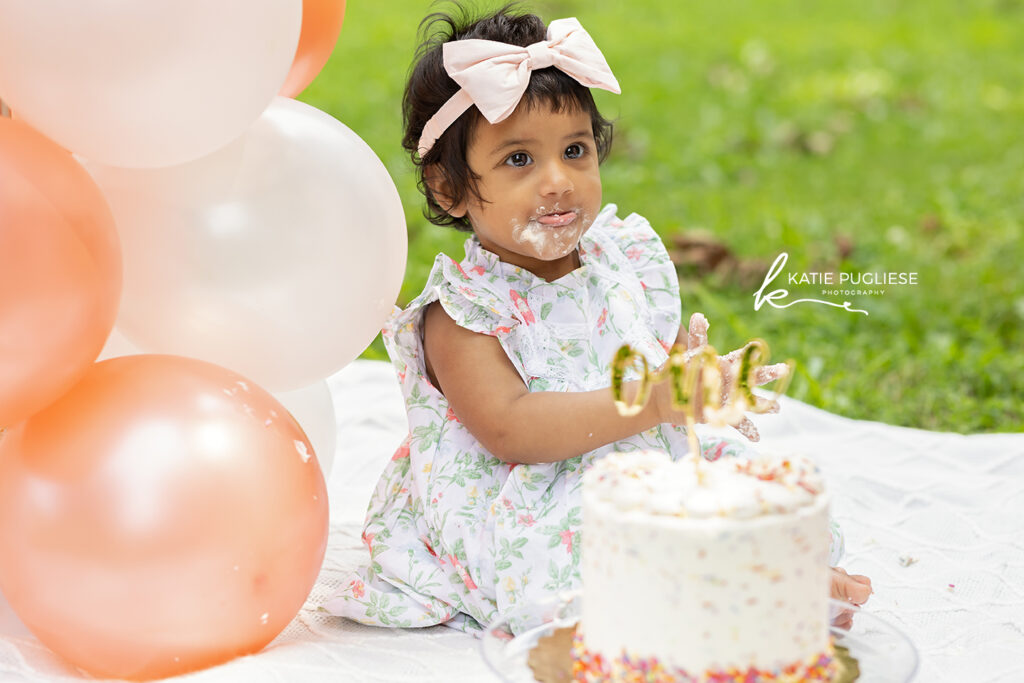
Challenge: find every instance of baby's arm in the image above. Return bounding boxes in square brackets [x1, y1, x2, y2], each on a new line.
[423, 302, 669, 464]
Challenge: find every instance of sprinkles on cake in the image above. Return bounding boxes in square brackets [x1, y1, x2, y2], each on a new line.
[571, 631, 838, 683]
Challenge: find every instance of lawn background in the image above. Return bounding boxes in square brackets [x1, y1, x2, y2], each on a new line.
[300, 0, 1023, 433]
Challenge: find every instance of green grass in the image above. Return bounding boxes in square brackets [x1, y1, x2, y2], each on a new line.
[300, 0, 1024, 433]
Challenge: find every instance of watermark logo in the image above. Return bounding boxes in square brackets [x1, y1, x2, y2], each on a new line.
[754, 252, 918, 316]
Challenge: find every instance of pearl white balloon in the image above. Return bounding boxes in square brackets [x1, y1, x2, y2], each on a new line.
[275, 382, 337, 478]
[100, 330, 337, 476]
[97, 329, 141, 362]
[0, 0, 301, 168]
[0, 584, 32, 640]
[85, 98, 407, 392]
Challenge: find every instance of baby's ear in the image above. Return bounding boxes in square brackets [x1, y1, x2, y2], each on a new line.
[424, 164, 467, 218]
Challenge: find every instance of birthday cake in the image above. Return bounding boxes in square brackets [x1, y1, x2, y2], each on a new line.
[574, 449, 836, 682]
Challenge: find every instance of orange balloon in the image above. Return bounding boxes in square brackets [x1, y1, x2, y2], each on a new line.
[279, 0, 347, 97]
[0, 355, 329, 680]
[0, 118, 121, 426]
[7, 109, 69, 151]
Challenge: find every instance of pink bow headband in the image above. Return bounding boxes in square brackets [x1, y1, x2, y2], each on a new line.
[417, 17, 621, 156]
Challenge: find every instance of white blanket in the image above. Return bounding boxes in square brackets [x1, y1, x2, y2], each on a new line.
[2, 360, 1022, 683]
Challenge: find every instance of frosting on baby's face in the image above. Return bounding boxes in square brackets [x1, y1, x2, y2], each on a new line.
[454, 103, 603, 282]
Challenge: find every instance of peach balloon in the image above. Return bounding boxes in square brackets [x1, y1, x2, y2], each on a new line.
[99, 329, 338, 477]
[0, 355, 329, 680]
[280, 0, 347, 97]
[5, 109, 70, 152]
[0, 118, 121, 427]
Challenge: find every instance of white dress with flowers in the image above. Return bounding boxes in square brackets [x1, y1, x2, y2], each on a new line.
[324, 205, 843, 634]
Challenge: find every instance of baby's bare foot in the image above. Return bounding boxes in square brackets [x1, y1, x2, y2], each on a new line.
[830, 567, 872, 630]
[831, 566, 873, 605]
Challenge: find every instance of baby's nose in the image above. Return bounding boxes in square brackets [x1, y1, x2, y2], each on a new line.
[538, 160, 573, 197]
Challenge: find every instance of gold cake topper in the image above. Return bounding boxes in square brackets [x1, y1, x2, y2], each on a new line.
[610, 339, 795, 454]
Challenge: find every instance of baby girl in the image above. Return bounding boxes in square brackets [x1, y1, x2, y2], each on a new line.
[326, 4, 871, 633]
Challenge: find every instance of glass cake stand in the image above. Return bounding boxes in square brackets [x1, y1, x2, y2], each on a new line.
[480, 592, 918, 683]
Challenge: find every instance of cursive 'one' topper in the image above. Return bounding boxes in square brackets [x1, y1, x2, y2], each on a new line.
[609, 340, 794, 456]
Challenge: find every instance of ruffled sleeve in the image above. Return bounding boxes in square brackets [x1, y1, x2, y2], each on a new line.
[432, 254, 519, 337]
[585, 205, 682, 352]
[382, 251, 521, 391]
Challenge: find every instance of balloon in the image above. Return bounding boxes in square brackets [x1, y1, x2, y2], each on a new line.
[97, 327, 144, 361]
[0, 1, 301, 168]
[280, 0, 347, 97]
[84, 97, 407, 392]
[0, 575, 32, 640]
[0, 355, 328, 680]
[100, 329, 338, 477]
[0, 118, 121, 427]
[276, 381, 338, 477]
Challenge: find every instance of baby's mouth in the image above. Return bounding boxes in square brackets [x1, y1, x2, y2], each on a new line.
[534, 210, 578, 227]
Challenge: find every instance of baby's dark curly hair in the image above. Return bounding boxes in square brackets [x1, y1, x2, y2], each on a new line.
[402, 2, 615, 232]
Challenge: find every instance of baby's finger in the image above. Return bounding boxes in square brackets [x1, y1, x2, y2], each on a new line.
[754, 399, 781, 414]
[687, 312, 709, 350]
[732, 416, 760, 442]
[717, 359, 733, 390]
[753, 362, 790, 386]
[720, 347, 744, 365]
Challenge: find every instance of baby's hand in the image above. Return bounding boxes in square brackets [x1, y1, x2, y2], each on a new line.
[683, 312, 790, 441]
[830, 566, 873, 629]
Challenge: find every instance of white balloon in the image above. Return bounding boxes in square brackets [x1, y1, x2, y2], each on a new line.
[0, 0, 301, 168]
[0, 584, 32, 640]
[84, 98, 407, 392]
[275, 382, 337, 478]
[98, 329, 141, 362]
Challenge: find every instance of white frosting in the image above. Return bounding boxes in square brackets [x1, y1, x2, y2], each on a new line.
[583, 450, 824, 518]
[579, 449, 831, 675]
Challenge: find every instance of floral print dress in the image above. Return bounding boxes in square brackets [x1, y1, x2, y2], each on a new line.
[324, 205, 843, 634]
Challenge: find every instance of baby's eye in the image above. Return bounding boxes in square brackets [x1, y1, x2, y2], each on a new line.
[505, 152, 532, 168]
[565, 143, 586, 159]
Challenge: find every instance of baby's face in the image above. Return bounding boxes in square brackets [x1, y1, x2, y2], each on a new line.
[455, 104, 602, 279]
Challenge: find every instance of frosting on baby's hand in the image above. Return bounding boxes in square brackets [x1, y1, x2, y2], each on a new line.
[683, 312, 791, 441]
